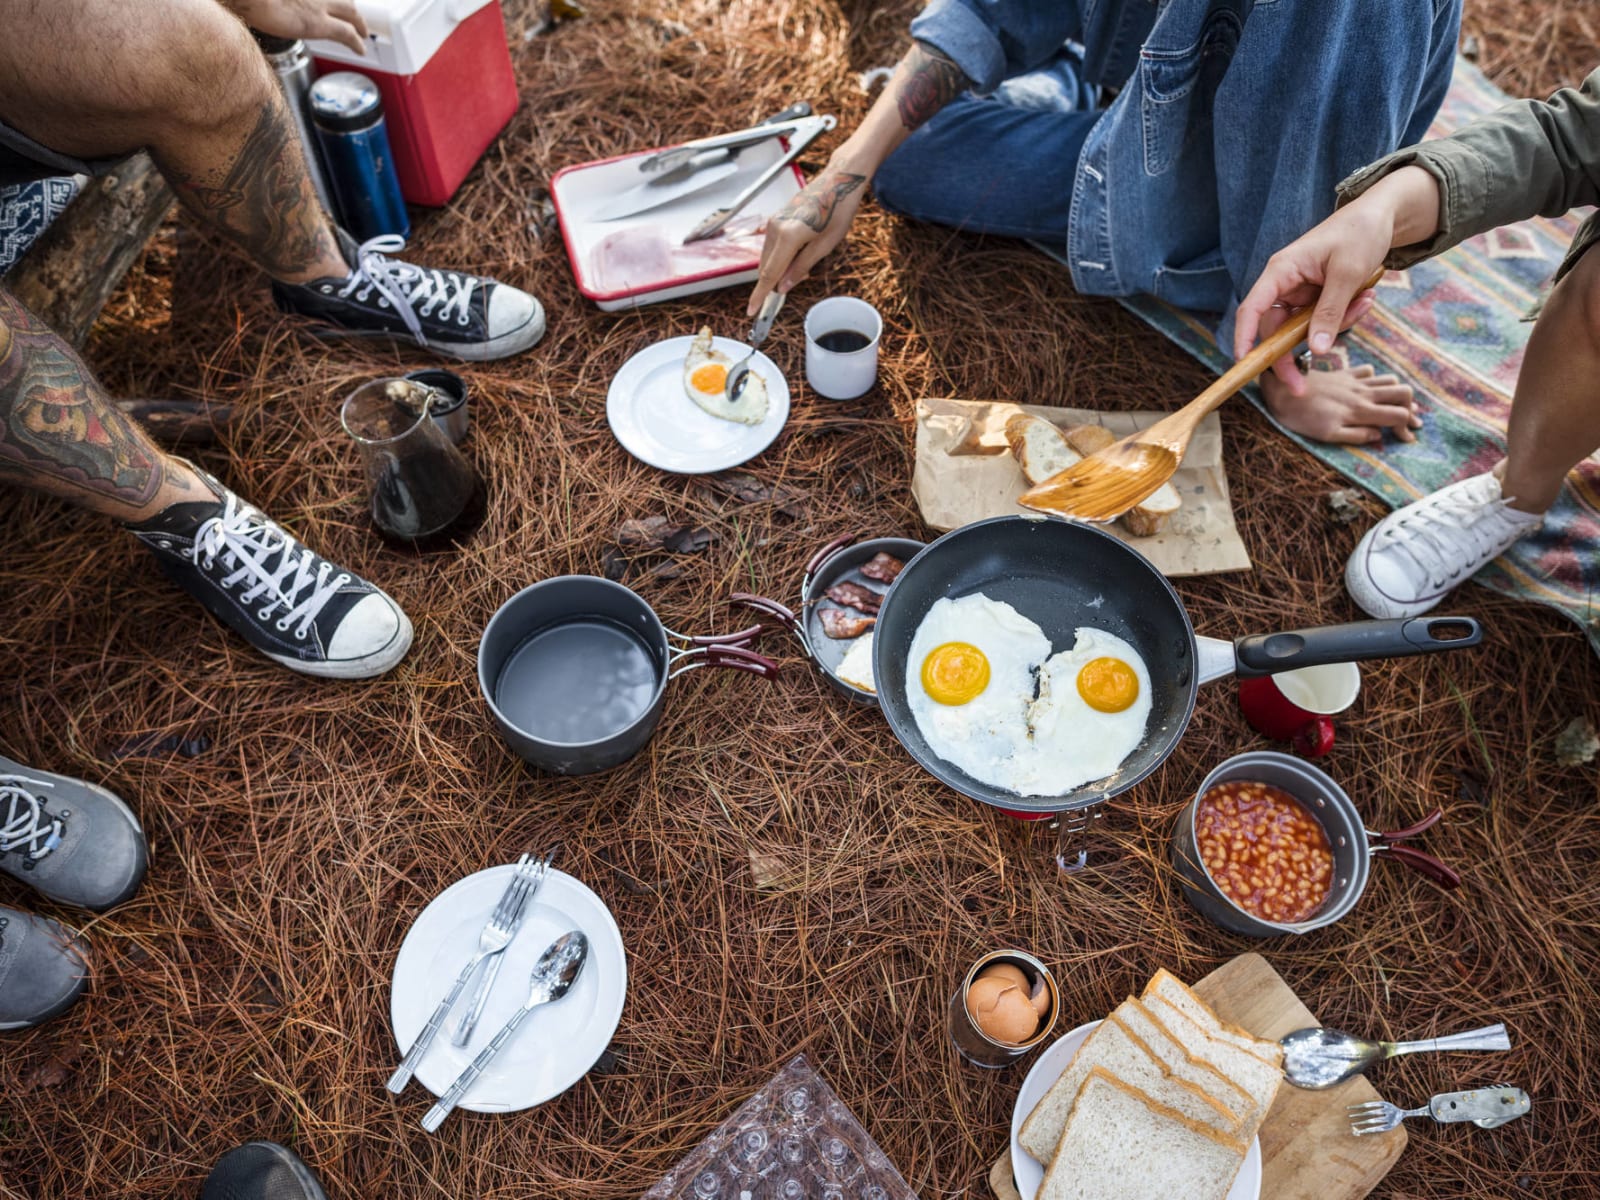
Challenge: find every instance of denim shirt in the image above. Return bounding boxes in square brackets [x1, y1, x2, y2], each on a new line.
[910, 0, 1459, 350]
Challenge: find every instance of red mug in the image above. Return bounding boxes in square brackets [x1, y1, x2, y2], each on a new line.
[1237, 662, 1360, 758]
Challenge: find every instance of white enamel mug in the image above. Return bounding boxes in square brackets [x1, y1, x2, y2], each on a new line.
[804, 296, 882, 399]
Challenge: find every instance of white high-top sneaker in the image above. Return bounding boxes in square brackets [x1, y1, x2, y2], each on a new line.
[1345, 472, 1544, 619]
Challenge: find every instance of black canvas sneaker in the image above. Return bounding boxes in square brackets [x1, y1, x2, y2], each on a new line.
[0, 755, 147, 912]
[130, 477, 413, 680]
[0, 907, 89, 1032]
[202, 1141, 329, 1200]
[271, 233, 545, 362]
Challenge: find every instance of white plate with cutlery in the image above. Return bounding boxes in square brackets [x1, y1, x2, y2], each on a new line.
[390, 865, 626, 1112]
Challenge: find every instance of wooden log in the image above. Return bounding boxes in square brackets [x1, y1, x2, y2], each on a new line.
[114, 399, 234, 448]
[6, 152, 174, 347]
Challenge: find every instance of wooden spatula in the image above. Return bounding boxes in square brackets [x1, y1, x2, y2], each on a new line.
[1018, 269, 1386, 522]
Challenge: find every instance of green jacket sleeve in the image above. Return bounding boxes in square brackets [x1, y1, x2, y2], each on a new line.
[1337, 67, 1600, 274]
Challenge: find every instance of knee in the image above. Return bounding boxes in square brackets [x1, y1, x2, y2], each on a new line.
[128, 0, 276, 130]
[1549, 244, 1600, 348]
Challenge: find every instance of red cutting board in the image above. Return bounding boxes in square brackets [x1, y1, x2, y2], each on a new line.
[992, 953, 1404, 1200]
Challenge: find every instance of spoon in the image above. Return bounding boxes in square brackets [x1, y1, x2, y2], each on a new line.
[726, 291, 786, 406]
[1018, 267, 1386, 523]
[1281, 1022, 1512, 1090]
[419, 930, 590, 1132]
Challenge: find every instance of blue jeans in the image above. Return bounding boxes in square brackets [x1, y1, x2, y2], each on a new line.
[875, 0, 1462, 350]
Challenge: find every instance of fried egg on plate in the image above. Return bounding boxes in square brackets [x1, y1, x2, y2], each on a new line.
[1014, 627, 1153, 794]
[905, 594, 1051, 786]
[683, 326, 769, 425]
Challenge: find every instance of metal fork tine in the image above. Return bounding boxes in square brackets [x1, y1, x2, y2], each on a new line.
[494, 864, 537, 931]
[487, 854, 532, 928]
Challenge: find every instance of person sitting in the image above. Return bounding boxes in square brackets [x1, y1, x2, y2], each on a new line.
[750, 0, 1458, 446]
[0, 756, 147, 1031]
[0, 0, 544, 362]
[1234, 69, 1600, 618]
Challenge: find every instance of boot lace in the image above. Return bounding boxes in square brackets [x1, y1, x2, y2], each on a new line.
[190, 494, 349, 641]
[0, 775, 63, 861]
[338, 234, 478, 346]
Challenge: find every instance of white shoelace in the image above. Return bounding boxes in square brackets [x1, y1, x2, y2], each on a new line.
[0, 775, 62, 861]
[1386, 479, 1537, 589]
[336, 234, 477, 347]
[190, 495, 350, 642]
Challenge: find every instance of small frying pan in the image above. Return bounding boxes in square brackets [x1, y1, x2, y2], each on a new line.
[873, 516, 1483, 814]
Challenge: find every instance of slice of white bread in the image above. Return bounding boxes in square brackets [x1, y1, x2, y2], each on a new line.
[1006, 414, 1081, 485]
[1063, 423, 1116, 457]
[1141, 995, 1282, 1138]
[1144, 969, 1285, 1069]
[1111, 999, 1253, 1131]
[1037, 1068, 1248, 1200]
[1121, 481, 1182, 537]
[1018, 1009, 1240, 1164]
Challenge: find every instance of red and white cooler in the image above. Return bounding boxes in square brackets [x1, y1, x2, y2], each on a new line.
[307, 0, 519, 207]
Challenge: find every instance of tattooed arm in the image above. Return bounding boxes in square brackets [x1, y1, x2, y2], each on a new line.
[0, 289, 213, 521]
[750, 41, 971, 313]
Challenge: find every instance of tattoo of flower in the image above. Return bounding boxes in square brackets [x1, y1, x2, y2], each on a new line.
[896, 43, 967, 130]
[772, 171, 867, 233]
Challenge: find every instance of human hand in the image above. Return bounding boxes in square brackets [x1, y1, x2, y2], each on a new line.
[230, 0, 369, 55]
[1235, 166, 1442, 396]
[748, 165, 869, 316]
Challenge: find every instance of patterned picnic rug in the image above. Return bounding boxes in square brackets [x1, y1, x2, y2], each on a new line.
[1119, 58, 1600, 654]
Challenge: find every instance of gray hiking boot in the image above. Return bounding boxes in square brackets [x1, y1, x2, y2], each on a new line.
[0, 755, 148, 912]
[201, 1141, 329, 1200]
[0, 907, 89, 1031]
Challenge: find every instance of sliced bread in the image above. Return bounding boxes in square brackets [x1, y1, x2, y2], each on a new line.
[1037, 1068, 1248, 1200]
[1018, 1010, 1240, 1165]
[1140, 996, 1282, 1138]
[1063, 423, 1116, 456]
[1121, 481, 1182, 536]
[1006, 414, 1081, 485]
[1144, 969, 1285, 1069]
[1111, 999, 1253, 1129]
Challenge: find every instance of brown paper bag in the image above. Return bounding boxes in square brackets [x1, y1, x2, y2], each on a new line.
[912, 398, 1251, 577]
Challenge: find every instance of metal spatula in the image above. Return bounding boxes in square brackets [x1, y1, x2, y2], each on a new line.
[1018, 267, 1386, 523]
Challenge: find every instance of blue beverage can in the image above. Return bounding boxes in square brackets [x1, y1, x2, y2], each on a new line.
[309, 71, 409, 242]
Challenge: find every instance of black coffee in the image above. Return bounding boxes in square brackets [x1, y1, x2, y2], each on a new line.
[815, 329, 871, 353]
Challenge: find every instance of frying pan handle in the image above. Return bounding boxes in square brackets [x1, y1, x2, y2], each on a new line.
[1231, 616, 1482, 678]
[1376, 842, 1462, 890]
[1374, 806, 1445, 844]
[731, 592, 804, 639]
[670, 644, 782, 680]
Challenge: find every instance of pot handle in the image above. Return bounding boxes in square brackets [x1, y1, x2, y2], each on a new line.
[669, 644, 782, 680]
[1376, 842, 1462, 890]
[1373, 807, 1445, 843]
[803, 532, 859, 582]
[680, 624, 765, 648]
[1232, 616, 1482, 678]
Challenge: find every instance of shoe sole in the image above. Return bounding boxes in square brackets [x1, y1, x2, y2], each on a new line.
[266, 607, 415, 680]
[292, 305, 546, 363]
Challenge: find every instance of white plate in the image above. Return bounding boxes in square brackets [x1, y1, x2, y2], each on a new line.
[389, 866, 627, 1112]
[607, 334, 790, 474]
[1009, 1020, 1262, 1200]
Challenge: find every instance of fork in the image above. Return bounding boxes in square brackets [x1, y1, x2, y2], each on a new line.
[1348, 1084, 1530, 1135]
[450, 850, 554, 1046]
[386, 854, 541, 1094]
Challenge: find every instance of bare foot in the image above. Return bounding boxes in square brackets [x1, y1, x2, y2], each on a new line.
[1260, 363, 1422, 446]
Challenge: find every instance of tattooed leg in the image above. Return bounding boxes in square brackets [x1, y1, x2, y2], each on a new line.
[0, 0, 346, 284]
[0, 289, 214, 521]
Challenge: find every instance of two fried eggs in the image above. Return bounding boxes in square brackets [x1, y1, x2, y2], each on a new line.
[904, 594, 1152, 796]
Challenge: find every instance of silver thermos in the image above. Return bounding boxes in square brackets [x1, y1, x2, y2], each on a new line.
[255, 34, 338, 219]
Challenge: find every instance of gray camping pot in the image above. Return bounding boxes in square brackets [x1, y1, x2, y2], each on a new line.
[478, 576, 778, 775]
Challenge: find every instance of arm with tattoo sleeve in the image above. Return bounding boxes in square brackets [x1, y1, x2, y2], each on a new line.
[749, 41, 972, 313]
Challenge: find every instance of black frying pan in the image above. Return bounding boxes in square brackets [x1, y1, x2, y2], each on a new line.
[873, 516, 1482, 814]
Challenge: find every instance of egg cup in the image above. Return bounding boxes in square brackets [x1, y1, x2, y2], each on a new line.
[947, 949, 1059, 1069]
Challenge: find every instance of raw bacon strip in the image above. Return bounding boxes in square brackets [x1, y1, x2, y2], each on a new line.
[825, 581, 883, 613]
[819, 608, 876, 639]
[858, 553, 905, 583]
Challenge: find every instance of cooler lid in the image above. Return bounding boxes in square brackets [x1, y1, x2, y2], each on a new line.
[307, 0, 499, 75]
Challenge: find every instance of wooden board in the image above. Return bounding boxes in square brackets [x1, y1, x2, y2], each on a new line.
[992, 953, 1404, 1200]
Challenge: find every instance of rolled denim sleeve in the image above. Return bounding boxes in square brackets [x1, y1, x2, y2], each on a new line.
[908, 0, 1080, 94]
[1338, 67, 1600, 270]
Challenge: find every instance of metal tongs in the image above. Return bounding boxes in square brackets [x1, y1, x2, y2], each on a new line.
[634, 105, 837, 244]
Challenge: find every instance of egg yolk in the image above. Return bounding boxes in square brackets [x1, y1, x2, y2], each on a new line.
[1076, 656, 1139, 713]
[921, 642, 991, 705]
[689, 362, 728, 393]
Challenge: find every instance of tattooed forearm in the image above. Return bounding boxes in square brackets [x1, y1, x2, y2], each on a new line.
[0, 289, 167, 512]
[169, 98, 342, 280]
[773, 171, 867, 233]
[896, 42, 968, 130]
